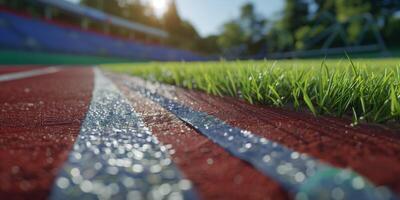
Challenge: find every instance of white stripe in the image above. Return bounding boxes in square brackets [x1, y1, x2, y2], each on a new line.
[0, 67, 59, 82]
[132, 84, 399, 200]
[50, 69, 197, 200]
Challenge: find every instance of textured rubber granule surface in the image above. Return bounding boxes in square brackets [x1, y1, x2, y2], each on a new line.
[0, 67, 93, 200]
[175, 90, 400, 195]
[113, 73, 400, 196]
[111, 75, 290, 200]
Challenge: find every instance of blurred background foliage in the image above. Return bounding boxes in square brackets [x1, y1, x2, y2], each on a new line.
[5, 0, 400, 57]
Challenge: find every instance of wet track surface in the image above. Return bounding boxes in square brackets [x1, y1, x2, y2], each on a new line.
[0, 67, 93, 199]
[52, 70, 197, 200]
[112, 76, 289, 200]
[175, 91, 400, 195]
[1, 66, 399, 200]
[112, 73, 400, 199]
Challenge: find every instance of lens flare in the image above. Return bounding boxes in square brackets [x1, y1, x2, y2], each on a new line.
[149, 0, 169, 16]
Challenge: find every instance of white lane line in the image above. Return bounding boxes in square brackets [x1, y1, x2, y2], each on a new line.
[50, 69, 197, 200]
[0, 67, 60, 82]
[132, 84, 399, 200]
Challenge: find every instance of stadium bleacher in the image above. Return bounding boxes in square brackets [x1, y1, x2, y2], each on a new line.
[0, 11, 202, 61]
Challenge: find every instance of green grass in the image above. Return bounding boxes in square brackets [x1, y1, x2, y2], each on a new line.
[104, 58, 400, 124]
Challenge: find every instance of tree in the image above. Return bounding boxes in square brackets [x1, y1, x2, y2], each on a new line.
[217, 21, 246, 53]
[80, 0, 163, 38]
[196, 35, 221, 55]
[266, 22, 294, 52]
[314, 0, 336, 15]
[240, 3, 266, 43]
[281, 0, 309, 33]
[267, 0, 309, 52]
[81, 0, 121, 17]
[163, 0, 200, 51]
[335, 0, 374, 43]
[383, 16, 400, 46]
[218, 3, 267, 56]
[163, 0, 181, 34]
[81, 0, 158, 27]
[335, 0, 371, 21]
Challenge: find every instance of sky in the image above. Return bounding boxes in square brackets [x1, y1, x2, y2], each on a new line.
[66, 0, 284, 37]
[174, 0, 284, 36]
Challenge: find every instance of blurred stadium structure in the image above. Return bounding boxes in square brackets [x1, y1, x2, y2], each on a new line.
[0, 0, 202, 61]
[217, 0, 400, 59]
[1, 0, 400, 61]
[268, 12, 389, 59]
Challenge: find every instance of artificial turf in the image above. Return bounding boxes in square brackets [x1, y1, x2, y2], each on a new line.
[104, 58, 400, 124]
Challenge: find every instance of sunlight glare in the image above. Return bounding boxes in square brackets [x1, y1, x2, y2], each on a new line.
[149, 0, 169, 16]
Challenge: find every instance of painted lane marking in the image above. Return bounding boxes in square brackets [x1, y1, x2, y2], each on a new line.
[131, 85, 398, 200]
[50, 69, 197, 200]
[0, 67, 59, 82]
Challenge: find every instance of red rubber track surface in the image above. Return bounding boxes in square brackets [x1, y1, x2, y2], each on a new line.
[0, 66, 44, 75]
[111, 75, 290, 200]
[0, 67, 93, 200]
[111, 74, 400, 199]
[174, 90, 400, 195]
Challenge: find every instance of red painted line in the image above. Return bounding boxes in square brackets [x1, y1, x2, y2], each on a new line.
[175, 89, 400, 195]
[111, 75, 290, 200]
[0, 67, 93, 200]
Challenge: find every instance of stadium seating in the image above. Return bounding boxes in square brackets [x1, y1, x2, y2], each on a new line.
[0, 11, 202, 61]
[0, 14, 26, 49]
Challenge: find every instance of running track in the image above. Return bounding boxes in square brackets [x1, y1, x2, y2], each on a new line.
[0, 66, 93, 199]
[0, 66, 399, 200]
